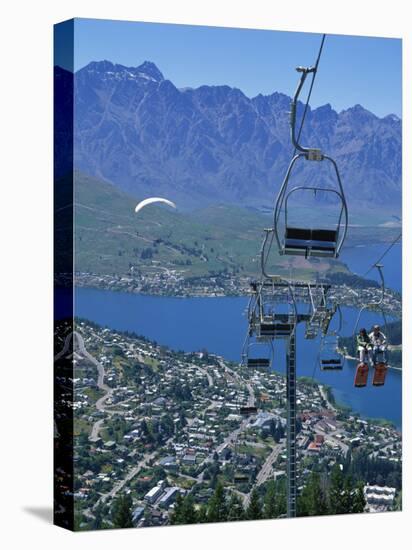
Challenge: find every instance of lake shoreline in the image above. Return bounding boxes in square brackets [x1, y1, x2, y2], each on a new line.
[72, 284, 402, 430]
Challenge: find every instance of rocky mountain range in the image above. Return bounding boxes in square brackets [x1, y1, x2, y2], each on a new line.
[56, 60, 401, 211]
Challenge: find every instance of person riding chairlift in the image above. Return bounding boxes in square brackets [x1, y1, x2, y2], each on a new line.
[369, 324, 387, 365]
[357, 328, 371, 364]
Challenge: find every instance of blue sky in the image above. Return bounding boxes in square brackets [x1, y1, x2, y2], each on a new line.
[66, 18, 401, 117]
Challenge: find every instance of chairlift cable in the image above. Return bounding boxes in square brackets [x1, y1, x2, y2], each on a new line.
[262, 33, 327, 275]
[293, 34, 326, 156]
[363, 232, 402, 277]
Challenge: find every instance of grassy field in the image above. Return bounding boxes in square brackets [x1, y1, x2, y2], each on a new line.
[70, 171, 400, 282]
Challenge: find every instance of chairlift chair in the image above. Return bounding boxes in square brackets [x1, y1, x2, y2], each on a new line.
[319, 334, 344, 371]
[248, 280, 296, 341]
[319, 305, 345, 370]
[242, 339, 273, 370]
[258, 320, 293, 339]
[239, 406, 258, 416]
[271, 66, 348, 260]
[246, 357, 271, 369]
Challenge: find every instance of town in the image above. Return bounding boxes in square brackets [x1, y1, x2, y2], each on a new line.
[74, 270, 401, 317]
[54, 320, 402, 529]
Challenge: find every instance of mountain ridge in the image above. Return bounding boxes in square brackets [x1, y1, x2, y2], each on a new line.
[55, 61, 402, 210]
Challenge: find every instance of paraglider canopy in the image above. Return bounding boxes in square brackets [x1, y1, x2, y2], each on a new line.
[134, 197, 177, 215]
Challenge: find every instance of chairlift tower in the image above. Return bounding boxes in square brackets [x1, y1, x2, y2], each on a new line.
[243, 279, 334, 518]
[243, 43, 349, 517]
[286, 328, 297, 516]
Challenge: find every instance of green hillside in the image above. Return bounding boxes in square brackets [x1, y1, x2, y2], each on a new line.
[70, 172, 397, 282]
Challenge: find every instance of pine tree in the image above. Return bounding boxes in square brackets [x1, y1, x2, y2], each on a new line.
[298, 472, 328, 517]
[227, 493, 245, 522]
[263, 480, 278, 519]
[329, 465, 346, 515]
[274, 480, 287, 517]
[170, 493, 185, 525]
[180, 495, 198, 524]
[351, 482, 366, 513]
[112, 494, 133, 529]
[341, 476, 354, 513]
[92, 502, 107, 530]
[207, 482, 228, 522]
[246, 489, 262, 520]
[197, 504, 208, 523]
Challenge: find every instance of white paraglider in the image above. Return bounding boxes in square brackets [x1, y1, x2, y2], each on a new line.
[134, 197, 177, 215]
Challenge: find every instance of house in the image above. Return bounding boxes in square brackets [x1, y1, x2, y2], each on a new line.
[363, 485, 396, 511]
[307, 441, 322, 453]
[252, 412, 280, 430]
[158, 487, 181, 508]
[181, 453, 197, 466]
[132, 506, 145, 524]
[158, 456, 178, 470]
[144, 484, 164, 504]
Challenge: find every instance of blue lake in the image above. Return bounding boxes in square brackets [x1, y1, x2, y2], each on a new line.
[340, 241, 401, 292]
[74, 284, 402, 430]
[64, 240, 402, 429]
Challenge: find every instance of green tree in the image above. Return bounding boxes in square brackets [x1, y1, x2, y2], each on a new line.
[298, 472, 328, 517]
[170, 494, 197, 525]
[341, 476, 354, 513]
[112, 494, 133, 528]
[227, 493, 245, 522]
[170, 493, 185, 524]
[197, 504, 208, 523]
[92, 502, 107, 530]
[263, 480, 286, 519]
[329, 465, 346, 514]
[246, 489, 262, 520]
[264, 480, 279, 519]
[207, 482, 228, 522]
[180, 495, 198, 524]
[351, 482, 366, 513]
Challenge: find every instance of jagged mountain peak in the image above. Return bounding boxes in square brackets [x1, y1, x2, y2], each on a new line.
[135, 60, 164, 82]
[70, 60, 401, 211]
[340, 103, 377, 119]
[79, 59, 164, 83]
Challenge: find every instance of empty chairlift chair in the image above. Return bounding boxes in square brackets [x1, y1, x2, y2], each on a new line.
[239, 406, 258, 415]
[242, 340, 273, 370]
[319, 307, 345, 371]
[258, 320, 293, 339]
[319, 335, 344, 371]
[284, 226, 339, 258]
[246, 357, 271, 369]
[276, 175, 347, 260]
[272, 66, 348, 260]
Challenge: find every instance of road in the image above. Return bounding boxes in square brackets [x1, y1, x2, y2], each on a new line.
[194, 364, 214, 387]
[74, 332, 115, 442]
[55, 330, 115, 442]
[242, 443, 285, 507]
[218, 359, 256, 408]
[319, 384, 337, 412]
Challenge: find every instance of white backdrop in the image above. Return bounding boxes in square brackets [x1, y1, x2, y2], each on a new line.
[0, 1, 410, 549]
